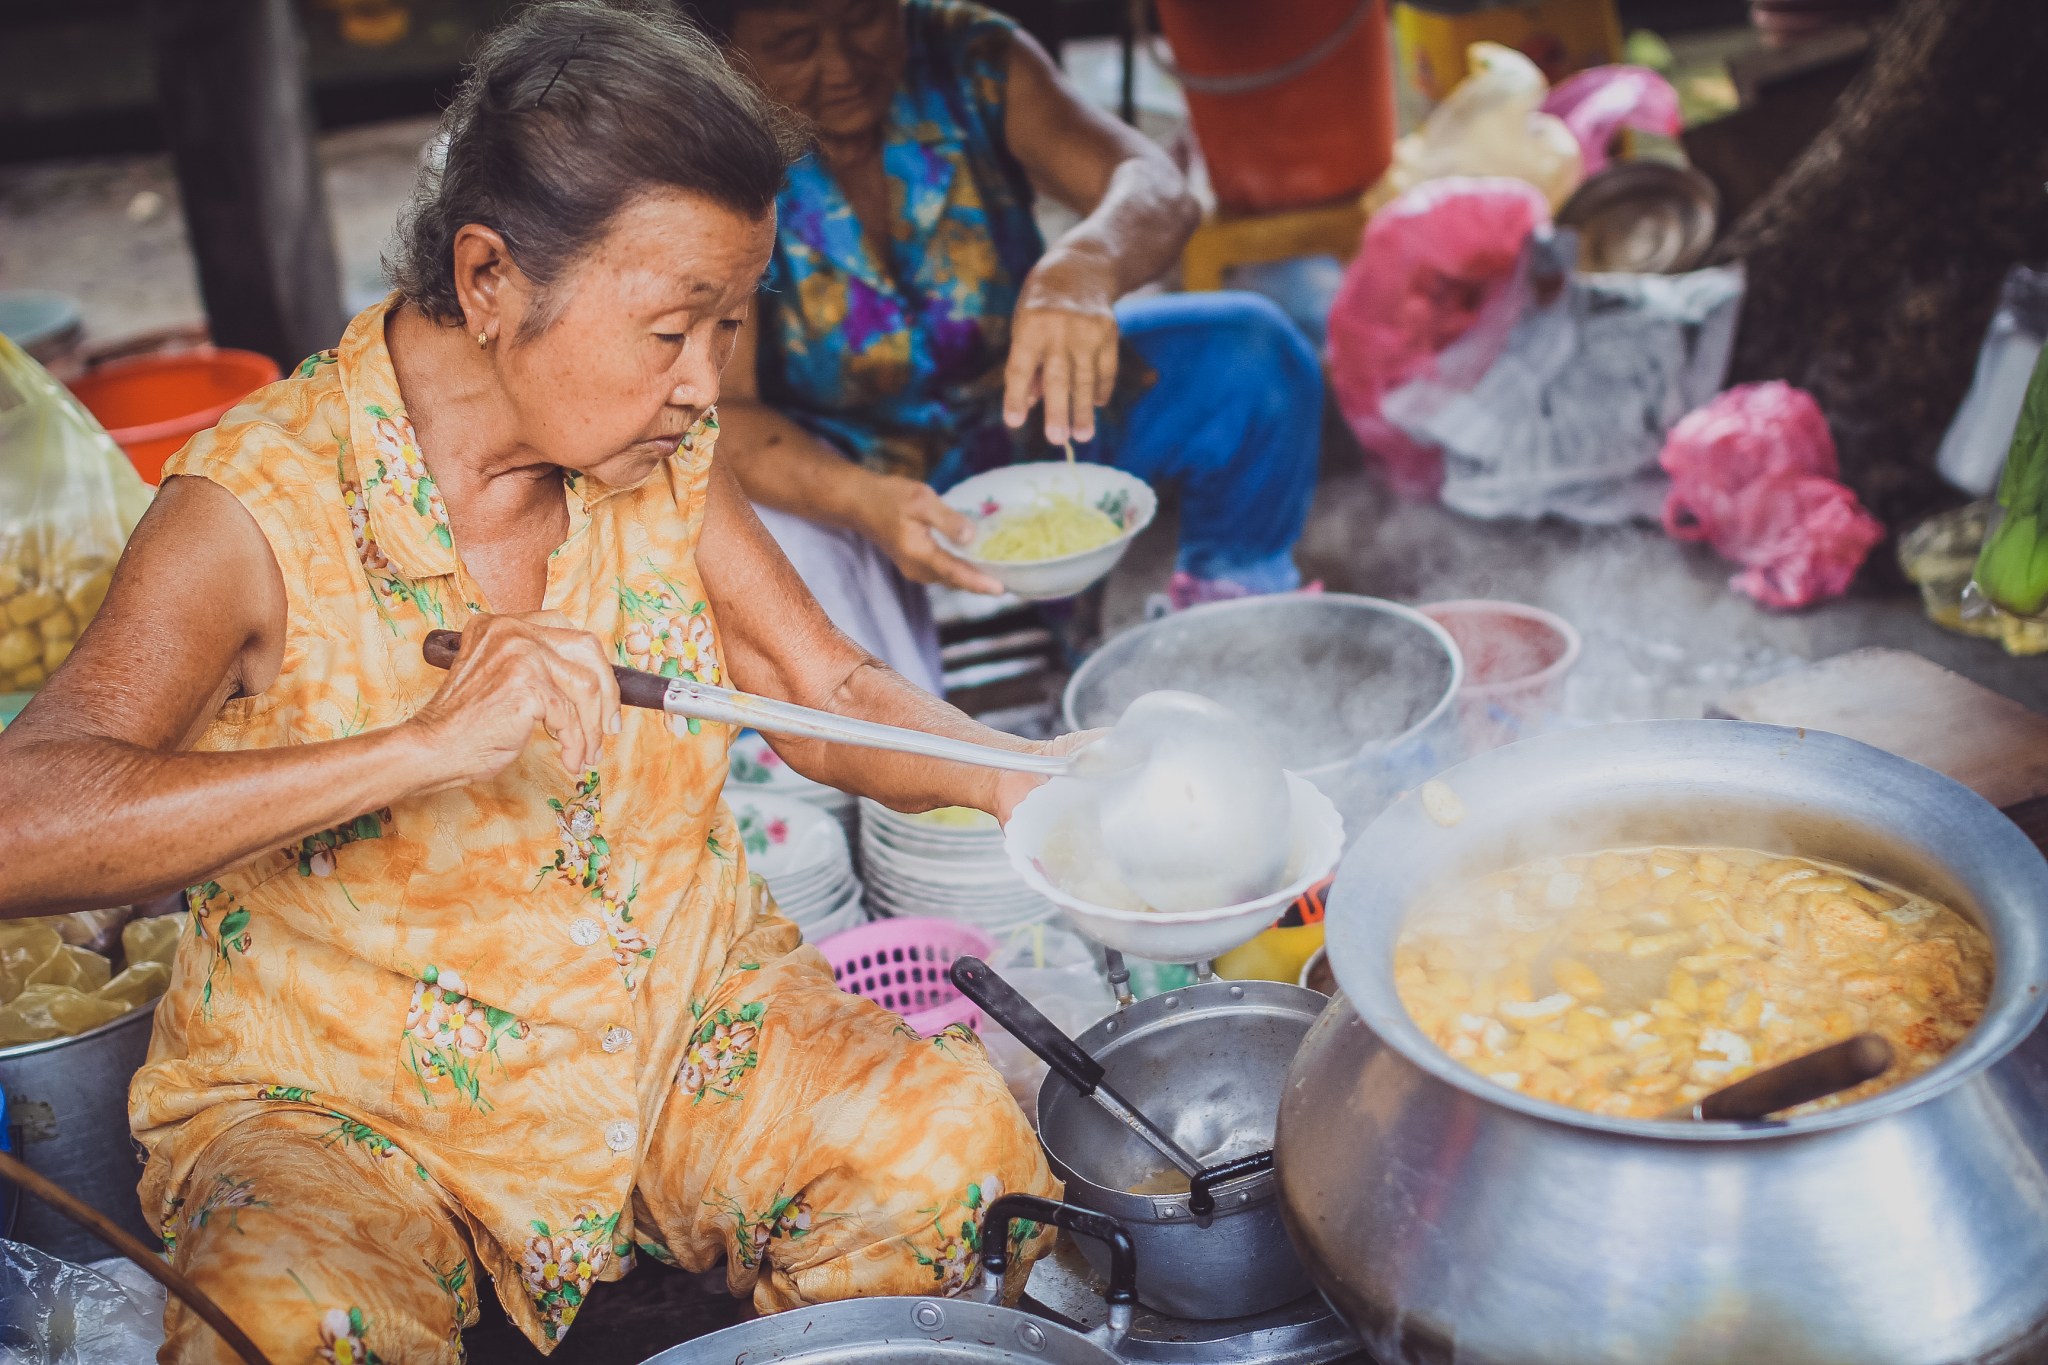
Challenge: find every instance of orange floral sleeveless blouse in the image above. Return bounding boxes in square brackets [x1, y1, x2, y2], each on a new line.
[134, 296, 772, 1330]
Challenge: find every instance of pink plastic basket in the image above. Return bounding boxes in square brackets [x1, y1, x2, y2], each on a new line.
[817, 917, 994, 1036]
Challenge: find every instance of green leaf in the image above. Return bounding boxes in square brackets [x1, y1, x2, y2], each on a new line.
[349, 1306, 366, 1335]
[484, 1006, 516, 1029]
[434, 523, 453, 549]
[219, 909, 251, 940]
[530, 1219, 551, 1235]
[739, 1001, 765, 1022]
[365, 404, 390, 419]
[687, 717, 702, 735]
[659, 658, 682, 677]
[589, 835, 610, 855]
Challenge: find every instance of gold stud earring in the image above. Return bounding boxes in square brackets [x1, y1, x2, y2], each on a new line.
[477, 329, 490, 347]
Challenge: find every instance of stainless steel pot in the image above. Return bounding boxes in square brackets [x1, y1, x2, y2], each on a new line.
[1279, 720, 2048, 1365]
[1, 1001, 158, 1261]
[647, 1195, 1135, 1364]
[1064, 593, 1464, 836]
[1038, 979, 1326, 1320]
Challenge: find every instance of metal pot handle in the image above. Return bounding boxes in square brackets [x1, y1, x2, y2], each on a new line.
[979, 1193, 1137, 1341]
[1188, 1149, 1275, 1227]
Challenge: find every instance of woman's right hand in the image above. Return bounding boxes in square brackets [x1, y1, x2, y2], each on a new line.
[850, 471, 1005, 595]
[404, 612, 622, 793]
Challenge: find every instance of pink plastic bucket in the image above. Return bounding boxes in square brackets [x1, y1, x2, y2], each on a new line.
[816, 917, 994, 1036]
[1420, 600, 1581, 754]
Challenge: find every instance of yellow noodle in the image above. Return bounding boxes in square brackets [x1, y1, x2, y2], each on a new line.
[977, 494, 1121, 562]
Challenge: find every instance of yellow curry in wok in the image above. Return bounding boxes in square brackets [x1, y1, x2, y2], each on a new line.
[1395, 847, 1992, 1119]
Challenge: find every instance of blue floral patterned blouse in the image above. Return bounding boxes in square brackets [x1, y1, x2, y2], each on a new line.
[756, 0, 1047, 489]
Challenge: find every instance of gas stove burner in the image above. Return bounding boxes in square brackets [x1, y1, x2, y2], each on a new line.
[1023, 1233, 1363, 1364]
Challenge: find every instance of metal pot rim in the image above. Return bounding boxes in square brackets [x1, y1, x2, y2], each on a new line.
[1061, 592, 1466, 777]
[1324, 720, 2048, 1144]
[1038, 979, 1325, 1217]
[0, 995, 159, 1062]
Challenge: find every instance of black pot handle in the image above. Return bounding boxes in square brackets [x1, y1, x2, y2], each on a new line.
[950, 956, 1105, 1097]
[1188, 1150, 1274, 1223]
[979, 1193, 1137, 1314]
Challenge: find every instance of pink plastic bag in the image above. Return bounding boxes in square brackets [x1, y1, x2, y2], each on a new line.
[1328, 177, 1553, 499]
[1660, 382, 1886, 610]
[1540, 65, 1683, 177]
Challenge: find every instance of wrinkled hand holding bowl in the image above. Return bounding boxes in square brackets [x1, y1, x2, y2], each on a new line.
[938, 461, 1157, 601]
[1006, 772, 1344, 962]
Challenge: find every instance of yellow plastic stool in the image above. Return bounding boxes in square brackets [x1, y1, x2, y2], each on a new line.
[1180, 200, 1369, 294]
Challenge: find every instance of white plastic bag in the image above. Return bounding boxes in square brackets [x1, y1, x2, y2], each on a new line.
[1, 1241, 165, 1365]
[1384, 229, 1744, 523]
[976, 922, 1114, 1121]
[0, 336, 152, 696]
[1937, 264, 2048, 496]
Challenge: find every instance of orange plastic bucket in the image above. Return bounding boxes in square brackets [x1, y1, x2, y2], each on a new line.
[1154, 0, 1397, 214]
[67, 348, 281, 486]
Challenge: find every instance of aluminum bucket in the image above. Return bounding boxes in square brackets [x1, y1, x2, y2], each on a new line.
[1, 1002, 157, 1261]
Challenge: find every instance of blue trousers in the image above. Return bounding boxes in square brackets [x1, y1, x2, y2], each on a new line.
[927, 291, 1323, 591]
[1070, 291, 1322, 590]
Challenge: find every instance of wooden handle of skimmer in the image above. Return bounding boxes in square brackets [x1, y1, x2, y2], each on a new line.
[0, 1148, 275, 1365]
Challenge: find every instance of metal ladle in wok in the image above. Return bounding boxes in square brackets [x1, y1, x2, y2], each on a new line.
[421, 636, 1293, 912]
[949, 955, 1271, 1228]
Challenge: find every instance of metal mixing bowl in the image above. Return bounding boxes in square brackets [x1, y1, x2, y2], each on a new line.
[1065, 593, 1464, 835]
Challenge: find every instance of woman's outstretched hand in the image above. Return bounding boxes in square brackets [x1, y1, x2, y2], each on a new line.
[405, 612, 622, 791]
[1004, 244, 1121, 448]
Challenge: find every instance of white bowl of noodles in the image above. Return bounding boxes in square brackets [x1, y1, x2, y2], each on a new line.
[939, 461, 1156, 600]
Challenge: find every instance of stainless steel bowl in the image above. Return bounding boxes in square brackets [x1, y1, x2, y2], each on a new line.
[1037, 979, 1326, 1320]
[1279, 720, 2048, 1364]
[1065, 593, 1464, 836]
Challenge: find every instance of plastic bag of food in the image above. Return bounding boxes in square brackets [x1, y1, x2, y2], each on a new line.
[1385, 230, 1745, 523]
[1328, 177, 1554, 499]
[1900, 502, 2048, 655]
[0, 334, 153, 696]
[1, 1238, 166, 1364]
[1539, 65, 1683, 176]
[1364, 43, 1584, 216]
[1660, 382, 1886, 609]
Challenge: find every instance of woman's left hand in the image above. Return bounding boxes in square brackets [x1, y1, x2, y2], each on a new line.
[991, 727, 1108, 825]
[1003, 245, 1121, 447]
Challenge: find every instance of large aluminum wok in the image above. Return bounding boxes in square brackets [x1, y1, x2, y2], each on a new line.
[1279, 720, 2048, 1365]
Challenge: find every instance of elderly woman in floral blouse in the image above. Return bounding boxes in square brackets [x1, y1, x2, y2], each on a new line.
[0, 4, 1068, 1360]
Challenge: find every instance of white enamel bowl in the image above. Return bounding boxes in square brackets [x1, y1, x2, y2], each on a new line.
[938, 461, 1156, 601]
[1004, 772, 1344, 961]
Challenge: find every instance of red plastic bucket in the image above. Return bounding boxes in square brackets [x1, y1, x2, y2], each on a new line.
[1420, 600, 1581, 754]
[1154, 0, 1397, 213]
[67, 348, 281, 486]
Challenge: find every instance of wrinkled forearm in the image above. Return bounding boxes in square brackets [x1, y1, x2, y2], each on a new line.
[766, 656, 1032, 819]
[0, 726, 433, 917]
[715, 397, 878, 531]
[1052, 155, 1200, 299]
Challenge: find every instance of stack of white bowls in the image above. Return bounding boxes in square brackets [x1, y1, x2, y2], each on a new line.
[858, 799, 1057, 933]
[726, 729, 858, 845]
[727, 790, 866, 941]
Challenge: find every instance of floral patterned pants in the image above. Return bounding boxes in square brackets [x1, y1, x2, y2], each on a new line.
[158, 950, 1058, 1363]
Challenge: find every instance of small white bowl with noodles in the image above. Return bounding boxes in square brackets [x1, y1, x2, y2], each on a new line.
[939, 461, 1156, 600]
